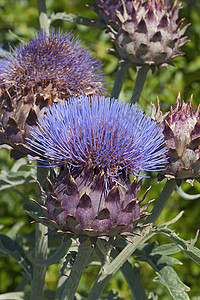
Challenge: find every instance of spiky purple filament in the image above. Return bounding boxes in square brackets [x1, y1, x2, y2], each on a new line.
[27, 96, 167, 176]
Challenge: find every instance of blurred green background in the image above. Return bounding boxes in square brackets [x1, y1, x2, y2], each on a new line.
[0, 0, 200, 299]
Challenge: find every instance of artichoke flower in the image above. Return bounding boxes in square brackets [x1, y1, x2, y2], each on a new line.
[27, 96, 167, 238]
[94, 0, 190, 67]
[151, 94, 200, 181]
[0, 30, 104, 159]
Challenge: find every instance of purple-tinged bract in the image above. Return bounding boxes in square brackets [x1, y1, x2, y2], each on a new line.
[27, 96, 167, 238]
[151, 94, 200, 181]
[91, 0, 123, 27]
[0, 30, 104, 159]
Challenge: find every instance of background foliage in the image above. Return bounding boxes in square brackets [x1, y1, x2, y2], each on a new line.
[0, 0, 200, 299]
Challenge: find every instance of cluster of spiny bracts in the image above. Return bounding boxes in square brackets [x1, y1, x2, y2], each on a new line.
[93, 0, 189, 67]
[152, 94, 200, 182]
[27, 96, 167, 240]
[42, 167, 151, 238]
[0, 1, 199, 242]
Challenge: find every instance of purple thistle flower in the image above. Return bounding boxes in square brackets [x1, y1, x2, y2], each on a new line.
[0, 29, 105, 159]
[27, 96, 167, 238]
[27, 96, 167, 174]
[0, 29, 104, 96]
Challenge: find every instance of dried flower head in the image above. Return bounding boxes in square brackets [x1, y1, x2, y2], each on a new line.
[151, 94, 200, 181]
[94, 0, 190, 67]
[0, 30, 104, 158]
[27, 96, 167, 238]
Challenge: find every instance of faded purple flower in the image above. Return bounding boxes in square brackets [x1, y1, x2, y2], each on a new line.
[0, 30, 104, 159]
[0, 29, 104, 96]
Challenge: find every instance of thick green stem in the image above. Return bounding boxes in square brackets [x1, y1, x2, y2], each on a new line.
[30, 3, 49, 299]
[30, 167, 48, 300]
[30, 3, 49, 297]
[87, 225, 153, 300]
[88, 179, 176, 300]
[112, 249, 147, 300]
[61, 239, 93, 300]
[144, 179, 176, 225]
[131, 65, 150, 104]
[37, 0, 49, 35]
[111, 61, 130, 99]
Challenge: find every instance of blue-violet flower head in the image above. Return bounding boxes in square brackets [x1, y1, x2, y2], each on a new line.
[27, 96, 168, 237]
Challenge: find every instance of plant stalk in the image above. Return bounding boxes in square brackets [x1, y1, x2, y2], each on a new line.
[112, 249, 147, 300]
[30, 167, 48, 300]
[111, 61, 130, 99]
[61, 239, 93, 300]
[131, 65, 150, 104]
[144, 179, 176, 224]
[37, 0, 49, 35]
[30, 2, 49, 298]
[87, 225, 153, 300]
[88, 179, 176, 300]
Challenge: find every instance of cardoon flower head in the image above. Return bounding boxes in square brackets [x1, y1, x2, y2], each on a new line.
[27, 96, 167, 238]
[151, 94, 200, 181]
[0, 30, 104, 159]
[94, 0, 190, 67]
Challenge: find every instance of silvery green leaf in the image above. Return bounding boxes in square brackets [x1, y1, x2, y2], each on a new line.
[49, 12, 103, 28]
[10, 158, 29, 172]
[151, 243, 180, 256]
[134, 241, 189, 300]
[157, 227, 200, 266]
[23, 200, 46, 223]
[136, 243, 182, 266]
[153, 266, 190, 300]
[176, 185, 200, 200]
